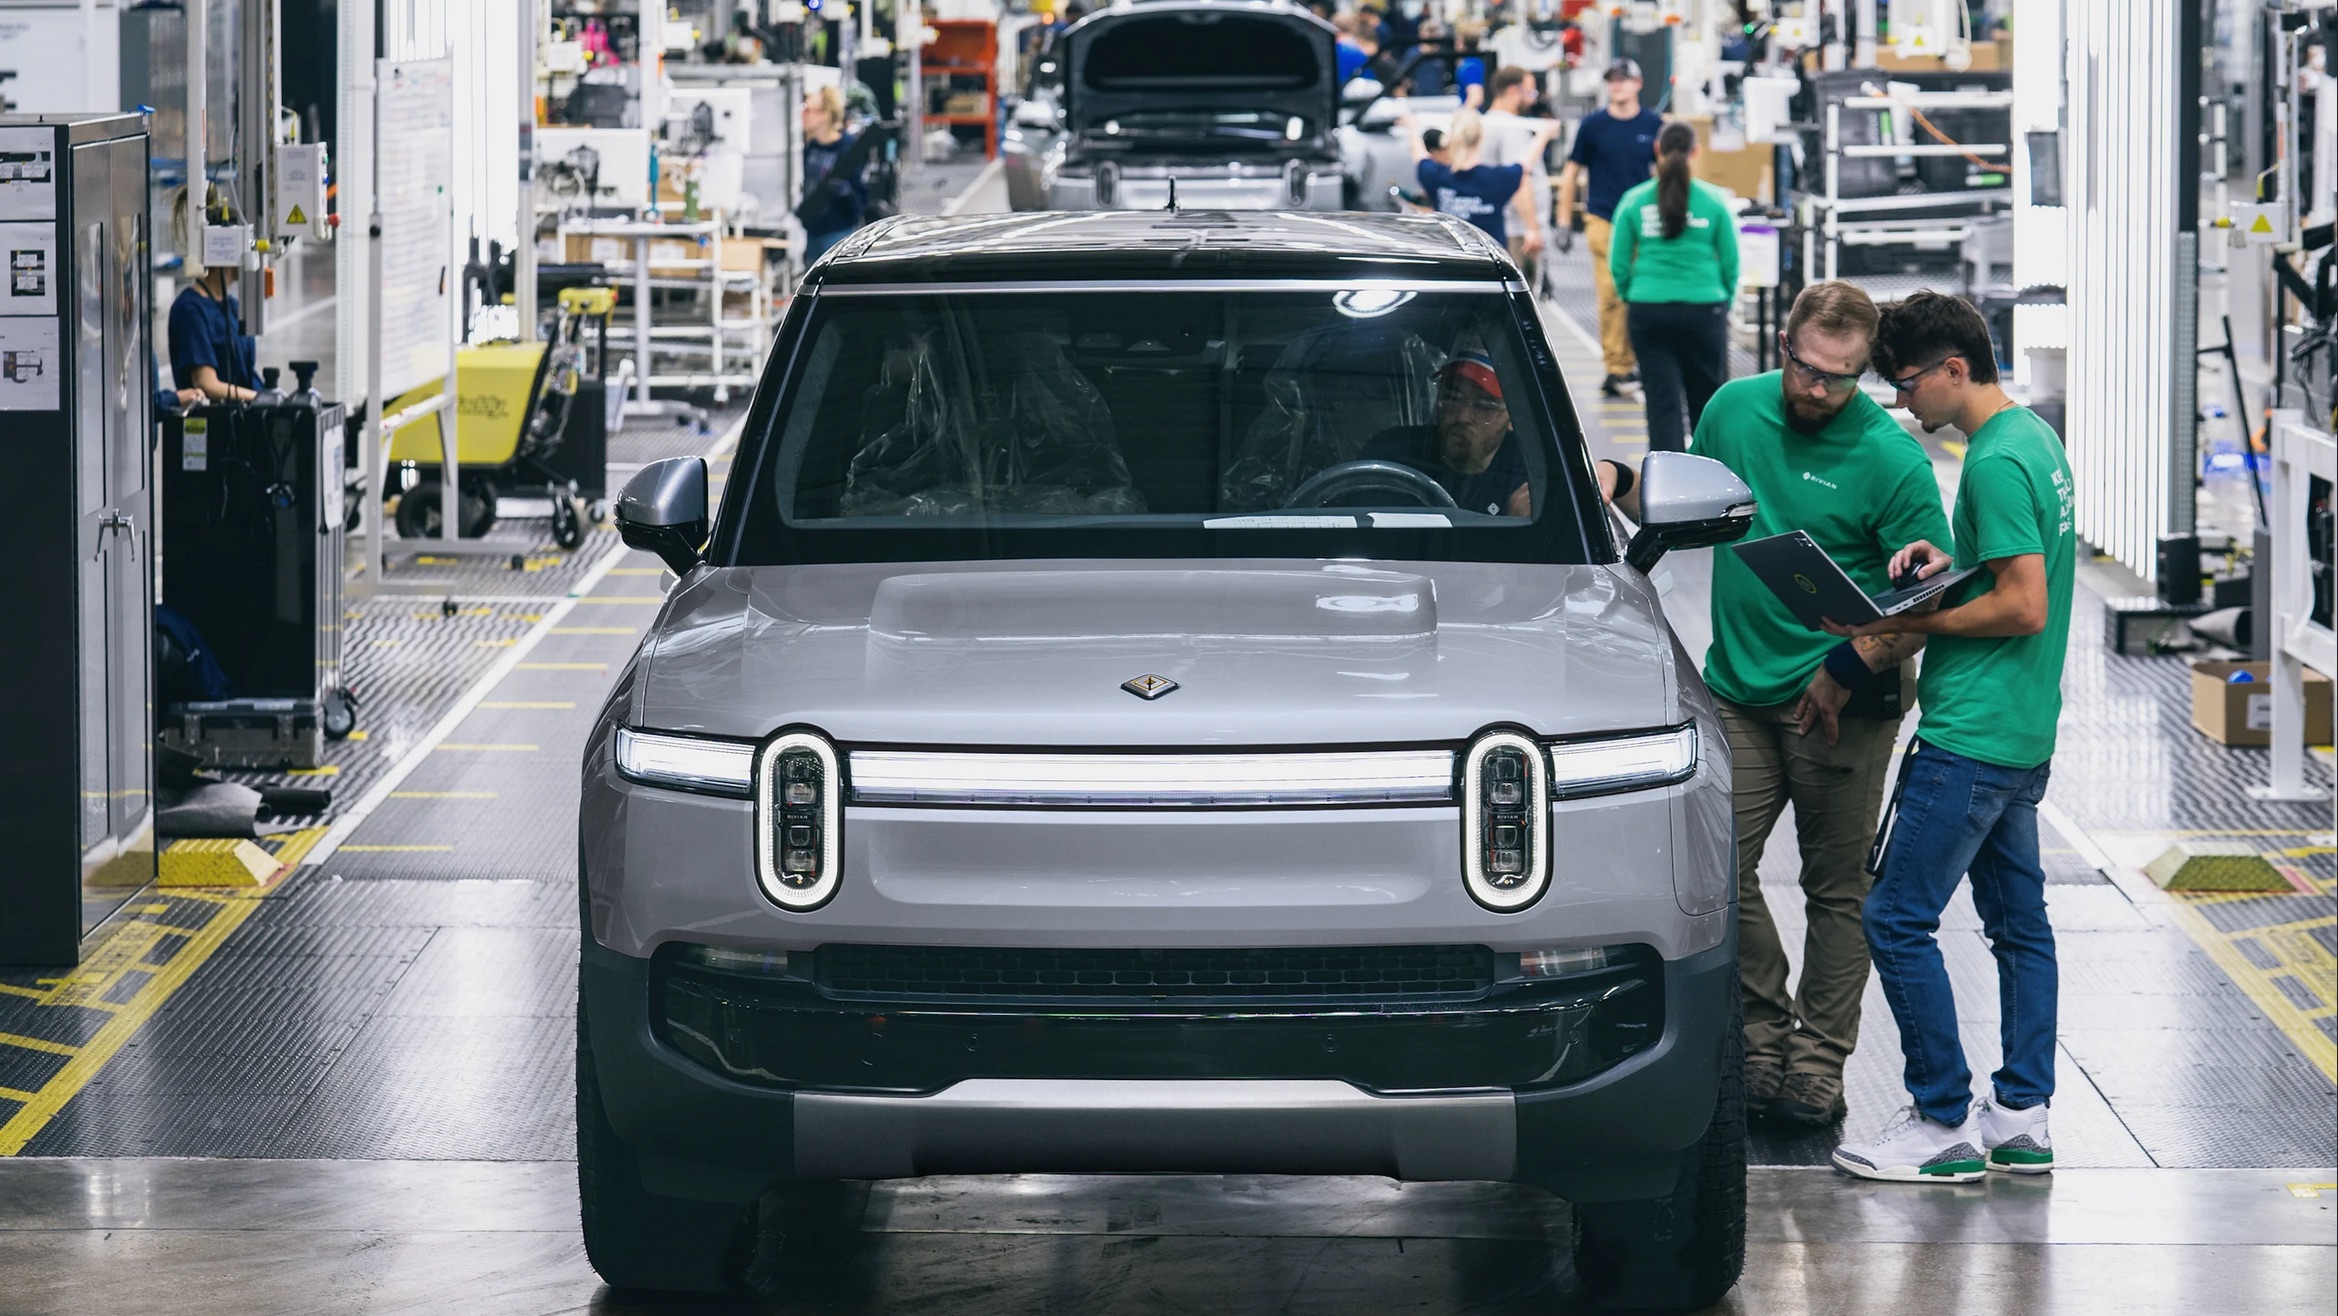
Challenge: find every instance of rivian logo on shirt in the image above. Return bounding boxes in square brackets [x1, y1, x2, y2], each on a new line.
[1801, 471, 1840, 490]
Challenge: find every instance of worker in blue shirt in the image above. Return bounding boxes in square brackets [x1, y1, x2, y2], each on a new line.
[166, 187, 260, 403]
[1454, 19, 1489, 108]
[1556, 58, 1664, 398]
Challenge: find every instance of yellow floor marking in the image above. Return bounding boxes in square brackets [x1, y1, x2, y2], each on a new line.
[551, 626, 637, 635]
[2288, 1183, 2337, 1198]
[479, 701, 575, 709]
[390, 790, 497, 799]
[436, 742, 539, 751]
[339, 844, 455, 853]
[412, 607, 492, 619]
[0, 892, 267, 1156]
[503, 612, 545, 622]
[0, 984, 45, 1000]
[574, 596, 666, 604]
[371, 639, 403, 648]
[517, 662, 607, 671]
[268, 827, 331, 869]
[475, 638, 518, 648]
[286, 765, 339, 777]
[0, 1032, 81, 1057]
[347, 730, 369, 741]
[2166, 895, 2338, 1083]
[0, 1087, 36, 1103]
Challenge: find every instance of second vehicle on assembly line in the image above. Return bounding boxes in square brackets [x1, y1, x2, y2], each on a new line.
[1002, 0, 1349, 211]
[581, 209, 1758, 1308]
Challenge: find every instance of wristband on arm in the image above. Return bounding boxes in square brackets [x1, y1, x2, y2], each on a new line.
[1603, 459, 1634, 499]
[1821, 640, 1872, 690]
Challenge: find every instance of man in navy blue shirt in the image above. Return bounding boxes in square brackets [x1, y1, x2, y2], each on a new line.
[1557, 58, 1664, 397]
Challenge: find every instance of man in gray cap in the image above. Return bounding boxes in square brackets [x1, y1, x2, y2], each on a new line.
[1555, 58, 1665, 397]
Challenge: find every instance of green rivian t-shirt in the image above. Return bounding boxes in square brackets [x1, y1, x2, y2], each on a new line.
[1692, 373, 1951, 708]
[1608, 177, 1740, 304]
[1915, 405, 2077, 769]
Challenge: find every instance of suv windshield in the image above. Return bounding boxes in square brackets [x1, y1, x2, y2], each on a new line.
[723, 287, 1605, 567]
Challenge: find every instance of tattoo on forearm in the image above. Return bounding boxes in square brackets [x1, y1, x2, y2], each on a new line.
[1853, 632, 1927, 670]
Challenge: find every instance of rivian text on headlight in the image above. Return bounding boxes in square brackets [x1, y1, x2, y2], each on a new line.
[1545, 725, 1700, 799]
[614, 728, 756, 796]
[755, 731, 843, 911]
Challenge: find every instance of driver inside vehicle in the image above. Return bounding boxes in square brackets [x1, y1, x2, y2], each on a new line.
[1359, 349, 1533, 517]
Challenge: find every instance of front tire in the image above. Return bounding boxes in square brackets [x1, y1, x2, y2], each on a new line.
[1568, 973, 1748, 1309]
[577, 994, 754, 1293]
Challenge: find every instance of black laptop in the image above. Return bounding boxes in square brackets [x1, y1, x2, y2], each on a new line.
[1731, 530, 1981, 630]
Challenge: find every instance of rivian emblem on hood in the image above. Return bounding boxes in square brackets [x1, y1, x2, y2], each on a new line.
[1121, 674, 1179, 700]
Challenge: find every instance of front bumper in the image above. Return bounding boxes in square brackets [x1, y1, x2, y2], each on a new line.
[581, 930, 1733, 1205]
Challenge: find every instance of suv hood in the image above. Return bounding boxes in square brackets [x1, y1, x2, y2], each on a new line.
[630, 560, 1681, 747]
[1063, 4, 1337, 148]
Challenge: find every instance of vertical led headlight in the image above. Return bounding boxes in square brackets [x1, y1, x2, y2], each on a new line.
[1461, 730, 1551, 911]
[754, 731, 842, 911]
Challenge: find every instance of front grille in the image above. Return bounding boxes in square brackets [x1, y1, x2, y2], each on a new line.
[816, 944, 1496, 1005]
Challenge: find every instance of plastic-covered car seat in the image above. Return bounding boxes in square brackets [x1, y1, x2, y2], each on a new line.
[841, 331, 1146, 515]
[1220, 323, 1443, 510]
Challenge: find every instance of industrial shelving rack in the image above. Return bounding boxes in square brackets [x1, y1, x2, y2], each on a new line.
[1798, 86, 2017, 283]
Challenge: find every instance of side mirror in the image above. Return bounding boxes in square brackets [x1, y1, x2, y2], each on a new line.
[1624, 451, 1757, 573]
[615, 456, 709, 576]
[1010, 99, 1061, 130]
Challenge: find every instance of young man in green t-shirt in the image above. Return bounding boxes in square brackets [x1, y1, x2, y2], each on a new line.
[1598, 282, 1949, 1130]
[1825, 291, 2076, 1185]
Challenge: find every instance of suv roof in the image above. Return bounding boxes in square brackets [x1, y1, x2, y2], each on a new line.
[808, 210, 1515, 287]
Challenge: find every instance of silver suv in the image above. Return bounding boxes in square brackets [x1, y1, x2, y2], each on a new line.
[582, 210, 1756, 1308]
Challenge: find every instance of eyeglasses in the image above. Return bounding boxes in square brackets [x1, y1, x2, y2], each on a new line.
[1882, 358, 1952, 394]
[1780, 336, 1867, 394]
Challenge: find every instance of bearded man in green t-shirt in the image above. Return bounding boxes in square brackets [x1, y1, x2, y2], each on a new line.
[1826, 291, 2076, 1186]
[1597, 281, 1950, 1130]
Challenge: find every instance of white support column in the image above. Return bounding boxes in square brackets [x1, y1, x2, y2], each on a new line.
[2064, 0, 2185, 580]
[518, 0, 539, 343]
[186, 0, 207, 273]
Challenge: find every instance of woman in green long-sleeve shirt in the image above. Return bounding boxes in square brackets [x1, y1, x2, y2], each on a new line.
[1609, 121, 1740, 451]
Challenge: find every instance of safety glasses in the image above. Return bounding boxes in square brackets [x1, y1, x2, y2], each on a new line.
[1882, 358, 1953, 394]
[1780, 335, 1868, 394]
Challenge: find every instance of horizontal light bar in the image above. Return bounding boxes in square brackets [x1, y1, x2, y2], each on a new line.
[615, 727, 756, 795]
[1546, 725, 1699, 799]
[848, 749, 1457, 808]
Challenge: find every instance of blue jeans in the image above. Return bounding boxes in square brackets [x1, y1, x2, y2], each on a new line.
[1865, 743, 2057, 1124]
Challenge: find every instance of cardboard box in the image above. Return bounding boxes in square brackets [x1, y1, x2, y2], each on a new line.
[1875, 38, 2007, 73]
[2189, 661, 2334, 747]
[718, 236, 774, 273]
[1682, 115, 1775, 206]
[561, 231, 708, 273]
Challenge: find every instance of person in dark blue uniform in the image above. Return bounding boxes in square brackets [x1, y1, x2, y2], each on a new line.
[167, 263, 259, 403]
[167, 187, 260, 403]
[798, 86, 869, 265]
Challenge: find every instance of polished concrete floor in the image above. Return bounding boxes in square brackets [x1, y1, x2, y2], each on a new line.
[0, 1160, 2329, 1315]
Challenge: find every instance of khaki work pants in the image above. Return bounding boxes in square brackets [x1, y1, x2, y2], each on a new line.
[1583, 215, 1636, 379]
[1721, 696, 1903, 1080]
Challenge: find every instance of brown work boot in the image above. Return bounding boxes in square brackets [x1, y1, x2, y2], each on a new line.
[1746, 1056, 1786, 1117]
[1771, 1070, 1847, 1128]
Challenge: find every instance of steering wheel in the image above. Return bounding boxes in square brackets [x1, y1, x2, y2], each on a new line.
[1285, 460, 1459, 510]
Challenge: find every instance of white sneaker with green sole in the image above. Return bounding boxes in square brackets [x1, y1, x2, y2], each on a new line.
[1832, 1105, 1986, 1184]
[1976, 1095, 2053, 1174]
